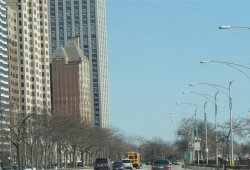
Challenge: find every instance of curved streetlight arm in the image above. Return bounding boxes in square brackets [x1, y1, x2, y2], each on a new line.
[219, 25, 250, 30]
[215, 91, 219, 98]
[190, 82, 228, 90]
[170, 112, 195, 115]
[201, 60, 250, 70]
[224, 63, 250, 79]
[190, 82, 230, 97]
[176, 102, 203, 111]
[183, 91, 216, 105]
[201, 60, 250, 80]
[169, 111, 196, 119]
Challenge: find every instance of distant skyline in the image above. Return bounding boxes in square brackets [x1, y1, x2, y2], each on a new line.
[107, 0, 250, 142]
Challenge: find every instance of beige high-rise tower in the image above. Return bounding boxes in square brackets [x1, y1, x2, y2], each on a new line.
[7, 0, 51, 114]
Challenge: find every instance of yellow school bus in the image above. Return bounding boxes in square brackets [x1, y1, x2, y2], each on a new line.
[125, 152, 141, 169]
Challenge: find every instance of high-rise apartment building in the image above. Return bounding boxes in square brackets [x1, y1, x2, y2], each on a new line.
[51, 38, 92, 124]
[0, 0, 10, 162]
[7, 6, 19, 113]
[7, 0, 51, 114]
[0, 1, 9, 107]
[49, 0, 109, 127]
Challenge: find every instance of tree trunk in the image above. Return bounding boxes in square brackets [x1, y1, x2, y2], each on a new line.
[58, 146, 62, 168]
[40, 148, 43, 170]
[31, 144, 33, 167]
[15, 143, 21, 170]
[49, 147, 51, 169]
[73, 145, 76, 168]
[65, 151, 68, 168]
[45, 147, 47, 169]
[81, 150, 84, 167]
[69, 152, 72, 167]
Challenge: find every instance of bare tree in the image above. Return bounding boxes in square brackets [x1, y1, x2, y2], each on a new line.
[7, 113, 34, 169]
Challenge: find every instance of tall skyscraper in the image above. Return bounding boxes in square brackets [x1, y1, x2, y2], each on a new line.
[7, 0, 51, 114]
[0, 0, 9, 109]
[49, 0, 109, 127]
[0, 0, 9, 106]
[0, 0, 10, 162]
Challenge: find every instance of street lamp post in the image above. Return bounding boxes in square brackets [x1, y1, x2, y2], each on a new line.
[207, 26, 250, 165]
[203, 102, 208, 165]
[189, 81, 234, 165]
[176, 102, 203, 164]
[201, 60, 243, 165]
[182, 92, 211, 165]
[188, 87, 220, 165]
[214, 93, 219, 166]
[229, 81, 233, 165]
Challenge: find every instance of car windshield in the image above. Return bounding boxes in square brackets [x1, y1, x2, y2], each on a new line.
[122, 160, 131, 163]
[154, 160, 169, 164]
[96, 159, 108, 163]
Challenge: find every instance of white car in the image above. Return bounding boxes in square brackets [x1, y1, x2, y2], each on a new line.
[122, 159, 133, 170]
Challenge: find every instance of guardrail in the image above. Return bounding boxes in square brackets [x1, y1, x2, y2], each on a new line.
[186, 164, 250, 170]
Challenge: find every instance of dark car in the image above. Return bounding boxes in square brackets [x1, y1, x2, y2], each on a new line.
[112, 161, 125, 170]
[94, 158, 113, 170]
[151, 159, 172, 170]
[2, 166, 14, 170]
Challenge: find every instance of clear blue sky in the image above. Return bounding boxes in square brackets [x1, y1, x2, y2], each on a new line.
[106, 0, 250, 142]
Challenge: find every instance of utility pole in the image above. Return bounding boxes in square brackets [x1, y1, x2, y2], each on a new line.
[229, 81, 233, 165]
[215, 92, 219, 166]
[204, 101, 208, 165]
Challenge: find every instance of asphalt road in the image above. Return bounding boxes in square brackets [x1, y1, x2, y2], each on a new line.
[59, 164, 190, 170]
[140, 164, 189, 170]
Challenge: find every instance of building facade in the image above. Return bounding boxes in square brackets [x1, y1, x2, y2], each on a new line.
[0, 0, 10, 163]
[7, 6, 19, 114]
[49, 0, 109, 127]
[51, 39, 92, 124]
[7, 0, 51, 114]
